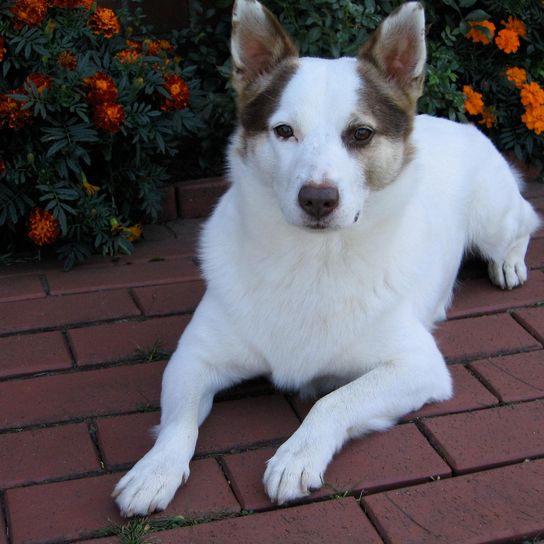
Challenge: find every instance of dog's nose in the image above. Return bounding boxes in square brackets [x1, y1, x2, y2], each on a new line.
[298, 184, 339, 219]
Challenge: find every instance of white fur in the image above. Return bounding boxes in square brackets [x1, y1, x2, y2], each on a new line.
[113, 3, 540, 515]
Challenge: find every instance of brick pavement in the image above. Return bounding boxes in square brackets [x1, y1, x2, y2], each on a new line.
[0, 182, 543, 544]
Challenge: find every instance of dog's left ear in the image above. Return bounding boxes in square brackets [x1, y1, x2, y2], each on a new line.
[359, 2, 426, 103]
[231, 0, 298, 96]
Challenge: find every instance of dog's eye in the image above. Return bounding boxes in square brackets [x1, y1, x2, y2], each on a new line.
[353, 127, 374, 143]
[274, 124, 294, 140]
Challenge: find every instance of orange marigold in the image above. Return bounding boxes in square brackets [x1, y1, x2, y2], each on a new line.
[143, 39, 161, 56]
[10, 0, 48, 28]
[83, 72, 118, 104]
[51, 0, 93, 7]
[520, 82, 544, 109]
[93, 102, 125, 133]
[57, 50, 77, 70]
[0, 160, 6, 175]
[495, 28, 520, 54]
[0, 37, 6, 63]
[505, 67, 527, 89]
[160, 74, 189, 112]
[502, 16, 527, 37]
[479, 109, 496, 129]
[26, 73, 52, 93]
[159, 39, 174, 53]
[28, 208, 60, 246]
[466, 20, 496, 45]
[124, 224, 142, 242]
[522, 106, 544, 135]
[463, 85, 485, 116]
[88, 7, 121, 38]
[126, 39, 142, 52]
[116, 49, 139, 63]
[0, 91, 32, 130]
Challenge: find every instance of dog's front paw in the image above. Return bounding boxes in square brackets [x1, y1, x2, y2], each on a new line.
[263, 436, 330, 505]
[488, 258, 527, 290]
[112, 450, 189, 517]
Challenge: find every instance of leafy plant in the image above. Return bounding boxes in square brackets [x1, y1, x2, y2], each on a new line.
[0, 0, 201, 268]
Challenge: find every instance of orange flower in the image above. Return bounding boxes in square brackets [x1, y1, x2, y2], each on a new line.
[26, 73, 52, 93]
[159, 39, 174, 53]
[478, 109, 495, 129]
[28, 208, 60, 246]
[124, 224, 142, 242]
[82, 176, 100, 195]
[10, 0, 48, 28]
[51, 0, 93, 7]
[143, 39, 162, 56]
[127, 39, 142, 52]
[160, 74, 190, 112]
[505, 67, 527, 89]
[520, 82, 544, 110]
[466, 20, 496, 45]
[57, 50, 77, 70]
[93, 102, 125, 133]
[116, 49, 139, 63]
[0, 37, 6, 63]
[495, 28, 520, 54]
[463, 85, 485, 116]
[88, 7, 121, 38]
[83, 72, 118, 104]
[522, 107, 544, 135]
[502, 16, 526, 37]
[0, 90, 32, 129]
[0, 160, 6, 175]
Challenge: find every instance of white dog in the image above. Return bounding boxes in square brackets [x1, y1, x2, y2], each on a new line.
[114, 0, 540, 515]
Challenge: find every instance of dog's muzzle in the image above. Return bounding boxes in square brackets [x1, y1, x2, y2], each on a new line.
[298, 184, 339, 220]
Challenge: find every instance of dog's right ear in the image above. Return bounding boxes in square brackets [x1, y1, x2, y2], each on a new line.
[231, 0, 298, 96]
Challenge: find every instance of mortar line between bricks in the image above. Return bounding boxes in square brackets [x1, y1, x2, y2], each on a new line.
[38, 273, 50, 296]
[2, 467, 109, 492]
[414, 419, 454, 472]
[511, 311, 544, 345]
[214, 456, 243, 511]
[358, 498, 389, 544]
[128, 287, 145, 315]
[0, 491, 10, 544]
[447, 301, 544, 321]
[0, 309, 195, 339]
[463, 363, 504, 404]
[87, 419, 107, 471]
[444, 344, 543, 365]
[62, 330, 78, 370]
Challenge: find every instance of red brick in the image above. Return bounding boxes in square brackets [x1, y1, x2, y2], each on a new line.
[159, 185, 178, 222]
[69, 315, 188, 366]
[0, 515, 6, 544]
[197, 395, 300, 454]
[0, 275, 45, 303]
[96, 411, 158, 468]
[448, 273, 544, 319]
[470, 351, 544, 402]
[0, 290, 140, 335]
[175, 177, 228, 219]
[46, 258, 201, 295]
[436, 314, 541, 362]
[404, 365, 498, 419]
[422, 400, 544, 474]
[165, 217, 203, 240]
[6, 459, 238, 544]
[0, 362, 163, 430]
[78, 539, 118, 544]
[291, 366, 497, 422]
[96, 396, 300, 467]
[527, 237, 544, 268]
[0, 424, 99, 487]
[514, 306, 544, 344]
[133, 281, 205, 316]
[157, 498, 381, 544]
[223, 424, 450, 511]
[363, 459, 544, 544]
[0, 332, 72, 378]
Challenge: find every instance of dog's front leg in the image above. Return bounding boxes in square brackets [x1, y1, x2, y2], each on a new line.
[264, 316, 452, 505]
[113, 293, 260, 517]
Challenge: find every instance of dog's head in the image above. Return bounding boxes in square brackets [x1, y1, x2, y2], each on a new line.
[230, 0, 426, 230]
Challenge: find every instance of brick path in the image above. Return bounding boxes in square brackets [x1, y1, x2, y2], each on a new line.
[1, 184, 544, 544]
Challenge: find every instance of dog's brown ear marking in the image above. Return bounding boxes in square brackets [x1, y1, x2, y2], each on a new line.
[359, 2, 426, 106]
[231, 0, 298, 97]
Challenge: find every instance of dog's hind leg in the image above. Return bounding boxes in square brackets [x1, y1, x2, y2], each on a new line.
[468, 160, 540, 290]
[113, 293, 262, 517]
[263, 312, 452, 505]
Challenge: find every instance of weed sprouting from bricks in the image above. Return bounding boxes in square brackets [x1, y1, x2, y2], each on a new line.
[134, 340, 171, 363]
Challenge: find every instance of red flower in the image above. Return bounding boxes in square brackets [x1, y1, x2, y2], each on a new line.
[28, 208, 60, 246]
[88, 7, 121, 38]
[160, 74, 190, 112]
[0, 160, 6, 175]
[83, 72, 118, 104]
[57, 50, 77, 70]
[10, 0, 48, 29]
[26, 73, 52, 93]
[0, 90, 32, 130]
[0, 37, 6, 63]
[93, 102, 125, 133]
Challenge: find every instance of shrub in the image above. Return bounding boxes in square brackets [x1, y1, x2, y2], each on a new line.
[175, 0, 544, 177]
[0, 0, 200, 269]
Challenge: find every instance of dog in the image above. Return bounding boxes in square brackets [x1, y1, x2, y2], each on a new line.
[113, 0, 540, 516]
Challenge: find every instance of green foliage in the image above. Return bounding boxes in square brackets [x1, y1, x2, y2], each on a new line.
[0, 0, 199, 268]
[175, 0, 544, 177]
